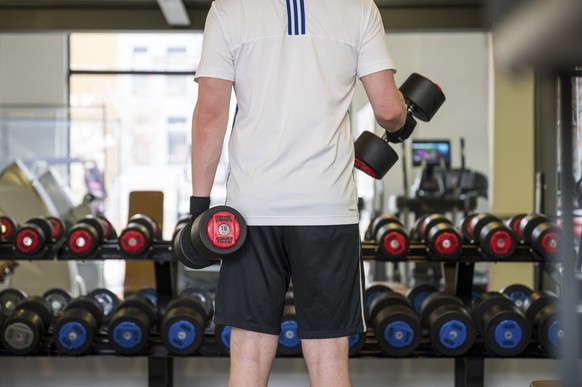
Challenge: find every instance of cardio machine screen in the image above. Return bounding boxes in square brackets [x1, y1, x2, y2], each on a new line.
[411, 140, 451, 167]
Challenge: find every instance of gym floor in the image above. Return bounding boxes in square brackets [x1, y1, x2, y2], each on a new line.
[0, 357, 559, 386]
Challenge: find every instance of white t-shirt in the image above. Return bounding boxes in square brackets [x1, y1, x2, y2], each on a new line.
[195, 0, 396, 226]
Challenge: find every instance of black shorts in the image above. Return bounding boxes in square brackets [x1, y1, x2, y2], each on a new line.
[214, 224, 366, 339]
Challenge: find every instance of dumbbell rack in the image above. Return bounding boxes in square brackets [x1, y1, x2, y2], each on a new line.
[362, 241, 557, 387]
[0, 240, 560, 387]
[0, 240, 178, 387]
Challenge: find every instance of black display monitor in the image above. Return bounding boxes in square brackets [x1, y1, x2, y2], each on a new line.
[411, 140, 451, 167]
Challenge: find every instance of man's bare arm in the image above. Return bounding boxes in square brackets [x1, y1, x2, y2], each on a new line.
[360, 70, 407, 132]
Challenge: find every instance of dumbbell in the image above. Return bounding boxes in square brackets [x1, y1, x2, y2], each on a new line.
[173, 206, 248, 269]
[368, 291, 422, 357]
[119, 214, 161, 256]
[501, 284, 533, 309]
[364, 283, 393, 312]
[53, 296, 104, 355]
[419, 214, 462, 260]
[43, 288, 73, 318]
[354, 73, 446, 179]
[66, 215, 110, 257]
[0, 288, 27, 320]
[523, 291, 561, 355]
[215, 324, 232, 355]
[519, 214, 550, 243]
[409, 214, 430, 241]
[278, 295, 301, 356]
[468, 214, 517, 258]
[108, 294, 156, 355]
[348, 331, 367, 357]
[88, 288, 121, 323]
[366, 215, 410, 261]
[97, 215, 117, 240]
[472, 292, 530, 356]
[161, 291, 214, 355]
[530, 222, 561, 259]
[406, 284, 439, 315]
[420, 292, 476, 356]
[458, 214, 478, 241]
[47, 216, 66, 241]
[1, 296, 53, 355]
[505, 214, 527, 241]
[13, 217, 54, 256]
[0, 215, 19, 243]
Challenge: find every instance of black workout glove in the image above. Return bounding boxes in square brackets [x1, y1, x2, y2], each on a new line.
[190, 196, 211, 220]
[385, 113, 417, 143]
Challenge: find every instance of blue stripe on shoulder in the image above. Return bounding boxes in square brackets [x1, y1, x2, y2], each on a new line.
[286, 0, 292, 35]
[292, 0, 299, 35]
[300, 0, 305, 34]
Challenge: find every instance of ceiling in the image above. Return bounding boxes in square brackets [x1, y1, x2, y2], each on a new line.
[0, 0, 490, 31]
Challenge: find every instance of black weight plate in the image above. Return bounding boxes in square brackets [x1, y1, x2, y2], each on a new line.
[406, 284, 439, 315]
[67, 223, 100, 257]
[0, 288, 27, 319]
[369, 292, 411, 324]
[175, 222, 218, 269]
[519, 214, 550, 243]
[161, 302, 206, 355]
[172, 216, 190, 241]
[181, 286, 214, 320]
[27, 217, 53, 242]
[15, 296, 53, 328]
[364, 284, 392, 312]
[472, 292, 513, 334]
[482, 306, 530, 357]
[79, 215, 106, 241]
[522, 291, 559, 324]
[479, 221, 517, 259]
[366, 215, 401, 241]
[470, 214, 500, 243]
[88, 288, 121, 322]
[421, 214, 452, 242]
[531, 222, 561, 258]
[500, 284, 533, 310]
[354, 131, 399, 179]
[505, 214, 527, 241]
[0, 216, 19, 242]
[1, 314, 43, 355]
[127, 215, 156, 241]
[14, 224, 46, 255]
[43, 288, 72, 317]
[167, 294, 208, 324]
[427, 224, 462, 260]
[66, 296, 104, 326]
[118, 294, 157, 323]
[419, 292, 463, 327]
[192, 206, 248, 259]
[399, 73, 446, 122]
[108, 310, 150, 355]
[374, 305, 422, 357]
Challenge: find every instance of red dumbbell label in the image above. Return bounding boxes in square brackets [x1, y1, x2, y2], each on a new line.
[49, 218, 63, 240]
[354, 159, 377, 178]
[16, 229, 40, 254]
[1, 219, 13, 240]
[434, 232, 459, 256]
[541, 232, 560, 254]
[510, 217, 523, 239]
[120, 230, 146, 254]
[383, 232, 407, 256]
[489, 231, 513, 255]
[68, 229, 94, 255]
[206, 212, 240, 249]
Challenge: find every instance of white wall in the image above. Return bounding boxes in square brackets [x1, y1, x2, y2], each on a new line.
[354, 32, 491, 214]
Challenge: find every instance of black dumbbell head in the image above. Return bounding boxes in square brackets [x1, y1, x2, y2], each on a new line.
[531, 222, 561, 258]
[88, 288, 121, 322]
[54, 296, 104, 355]
[191, 206, 248, 259]
[399, 73, 446, 122]
[181, 287, 214, 320]
[479, 221, 517, 259]
[43, 288, 73, 318]
[420, 214, 452, 242]
[137, 288, 158, 306]
[348, 331, 367, 357]
[161, 294, 209, 355]
[501, 284, 533, 310]
[0, 216, 19, 242]
[427, 223, 462, 260]
[366, 215, 401, 241]
[369, 291, 411, 324]
[406, 284, 438, 315]
[97, 215, 117, 240]
[522, 291, 559, 324]
[174, 221, 219, 269]
[67, 223, 100, 257]
[469, 214, 500, 243]
[0, 288, 27, 319]
[419, 292, 463, 326]
[108, 294, 156, 355]
[472, 292, 514, 332]
[14, 223, 47, 255]
[376, 223, 410, 261]
[78, 215, 106, 241]
[505, 214, 527, 241]
[458, 214, 478, 241]
[1, 296, 52, 355]
[119, 220, 154, 256]
[519, 214, 550, 243]
[365, 284, 393, 312]
[15, 296, 53, 328]
[354, 131, 399, 179]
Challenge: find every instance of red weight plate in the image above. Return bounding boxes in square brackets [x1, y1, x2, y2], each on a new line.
[383, 232, 407, 256]
[120, 230, 147, 254]
[354, 159, 377, 178]
[1, 218, 14, 241]
[15, 228, 41, 254]
[433, 232, 459, 256]
[48, 218, 63, 240]
[206, 211, 241, 249]
[68, 229, 95, 255]
[488, 230, 513, 256]
[540, 232, 560, 254]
